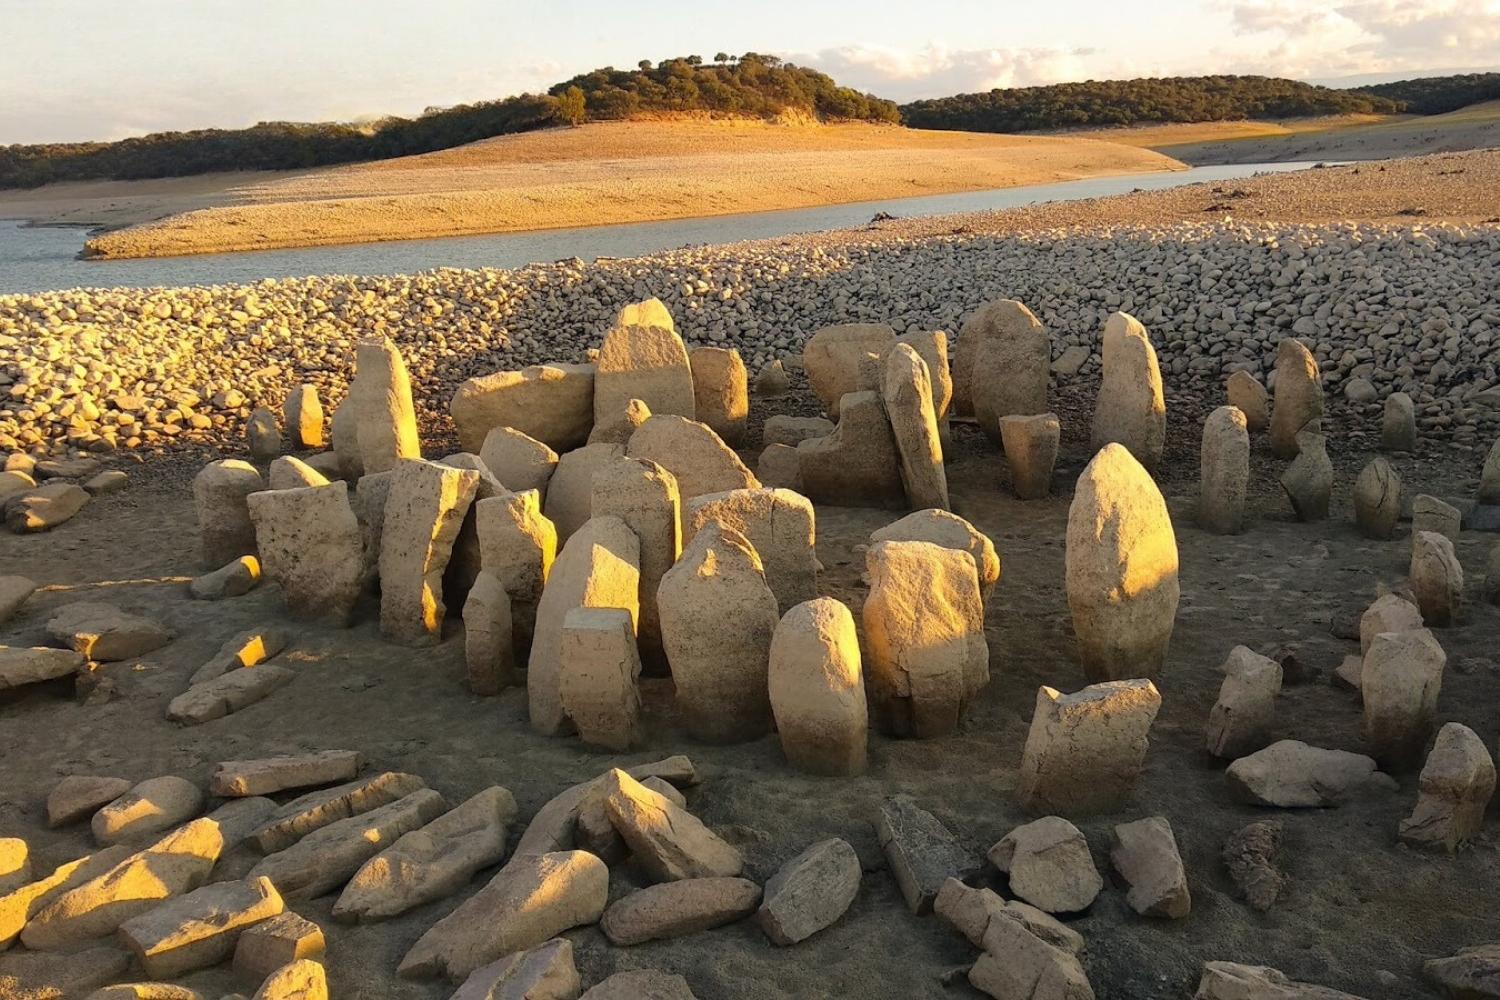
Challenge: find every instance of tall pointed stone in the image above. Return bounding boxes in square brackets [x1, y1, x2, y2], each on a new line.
[1269, 338, 1323, 459]
[1090, 312, 1165, 471]
[353, 338, 421, 474]
[591, 457, 680, 673]
[965, 299, 1050, 443]
[1198, 405, 1249, 534]
[688, 346, 749, 447]
[769, 599, 868, 776]
[882, 342, 949, 510]
[379, 459, 480, 646]
[594, 299, 694, 424]
[1353, 456, 1401, 539]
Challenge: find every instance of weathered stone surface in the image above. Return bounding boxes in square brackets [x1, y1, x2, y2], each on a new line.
[625, 414, 758, 501]
[0, 575, 35, 624]
[1412, 493, 1462, 544]
[118, 876, 283, 978]
[0, 646, 85, 691]
[1090, 312, 1165, 470]
[47, 775, 133, 828]
[594, 299, 694, 424]
[755, 443, 802, 491]
[203, 797, 279, 852]
[232, 911, 325, 980]
[1199, 405, 1249, 534]
[252, 772, 428, 853]
[1360, 593, 1423, 655]
[601, 769, 742, 882]
[1205, 646, 1282, 759]
[1065, 444, 1179, 681]
[684, 487, 817, 613]
[303, 453, 345, 484]
[189, 627, 288, 686]
[1424, 944, 1500, 999]
[1382, 392, 1417, 452]
[1000, 412, 1060, 500]
[763, 415, 835, 448]
[934, 878, 1084, 954]
[969, 909, 1096, 1000]
[589, 396, 652, 446]
[0, 841, 28, 898]
[527, 514, 639, 737]
[451, 938, 579, 1000]
[591, 456, 679, 670]
[1398, 722, 1495, 852]
[247, 482, 363, 626]
[247, 408, 281, 462]
[267, 456, 328, 491]
[0, 845, 133, 949]
[166, 664, 297, 726]
[688, 346, 748, 446]
[1363, 626, 1447, 766]
[377, 458, 480, 644]
[464, 571, 516, 694]
[658, 523, 777, 742]
[352, 338, 421, 474]
[960, 300, 1049, 437]
[756, 838, 859, 946]
[544, 442, 624, 543]
[333, 786, 516, 923]
[1352, 457, 1401, 539]
[452, 363, 595, 453]
[211, 752, 362, 799]
[579, 970, 697, 1000]
[92, 776, 203, 846]
[863, 539, 987, 738]
[601, 877, 760, 946]
[797, 389, 905, 509]
[252, 958, 327, 1000]
[804, 322, 896, 417]
[876, 795, 979, 915]
[283, 384, 323, 450]
[769, 598, 868, 776]
[48, 602, 172, 662]
[475, 490, 556, 651]
[398, 850, 607, 982]
[1410, 530, 1463, 627]
[1222, 819, 1285, 912]
[558, 608, 643, 752]
[1226, 370, 1269, 432]
[1195, 962, 1364, 1000]
[1487, 542, 1500, 607]
[1109, 816, 1189, 918]
[990, 816, 1101, 914]
[0, 945, 133, 999]
[4, 480, 89, 533]
[1269, 338, 1324, 458]
[82, 470, 128, 495]
[896, 329, 953, 444]
[882, 342, 949, 510]
[480, 427, 558, 499]
[329, 393, 364, 479]
[189, 556, 261, 601]
[1279, 430, 1332, 521]
[511, 757, 698, 861]
[870, 508, 999, 599]
[1018, 680, 1162, 816]
[1226, 741, 1396, 807]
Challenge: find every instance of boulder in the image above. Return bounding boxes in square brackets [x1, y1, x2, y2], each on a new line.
[1399, 722, 1495, 852]
[756, 838, 860, 946]
[479, 427, 558, 499]
[166, 665, 297, 725]
[246, 483, 363, 626]
[82, 470, 128, 495]
[768, 598, 868, 776]
[797, 390, 905, 509]
[117, 876, 283, 978]
[591, 457, 680, 670]
[452, 363, 596, 454]
[558, 607, 643, 752]
[193, 461, 263, 566]
[1382, 392, 1417, 452]
[601, 769, 742, 881]
[544, 443, 625, 543]
[247, 408, 281, 462]
[284, 385, 323, 450]
[351, 338, 421, 474]
[989, 816, 1101, 914]
[251, 771, 429, 854]
[188, 627, 288, 686]
[47, 775, 132, 828]
[1352, 457, 1401, 539]
[1279, 430, 1332, 521]
[233, 911, 326, 980]
[1065, 444, 1179, 681]
[1424, 944, 1500, 999]
[189, 556, 261, 600]
[210, 752, 363, 798]
[876, 795, 979, 915]
[870, 508, 1000, 598]
[1199, 405, 1249, 534]
[450, 938, 579, 1000]
[626, 414, 757, 501]
[1109, 816, 1189, 918]
[683, 487, 818, 613]
[0, 646, 85, 692]
[1018, 680, 1162, 815]
[378, 458, 480, 645]
[882, 343, 949, 510]
[600, 877, 760, 946]
[1195, 962, 1365, 999]
[1269, 338, 1324, 458]
[1226, 370, 1269, 432]
[1226, 741, 1396, 807]
[252, 959, 327, 1000]
[510, 757, 698, 860]
[1410, 530, 1463, 626]
[92, 776, 203, 846]
[475, 490, 557, 652]
[1000, 413, 1060, 500]
[934, 878, 1084, 954]
[267, 456, 327, 491]
[969, 902, 1095, 1000]
[594, 299, 694, 423]
[47, 602, 171, 662]
[1204, 646, 1283, 759]
[804, 323, 896, 416]
[1412, 493, 1462, 544]
[1090, 312, 1165, 471]
[463, 571, 516, 694]
[958, 299, 1048, 432]
[4, 480, 89, 533]
[0, 946, 133, 998]
[688, 346, 748, 446]
[1362, 626, 1447, 766]
[0, 575, 36, 624]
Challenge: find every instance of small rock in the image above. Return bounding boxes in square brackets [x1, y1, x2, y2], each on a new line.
[233, 911, 326, 980]
[989, 816, 1102, 914]
[601, 877, 760, 946]
[188, 556, 262, 600]
[1222, 820, 1285, 912]
[47, 775, 133, 828]
[756, 838, 861, 946]
[47, 602, 172, 661]
[1109, 816, 1190, 918]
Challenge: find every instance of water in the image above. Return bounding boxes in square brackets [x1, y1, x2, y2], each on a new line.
[0, 162, 1324, 295]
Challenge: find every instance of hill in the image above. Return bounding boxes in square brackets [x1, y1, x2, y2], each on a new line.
[1351, 72, 1500, 114]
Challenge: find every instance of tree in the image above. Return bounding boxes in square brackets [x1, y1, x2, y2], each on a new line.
[638, 59, 653, 71]
[714, 52, 729, 65]
[556, 86, 586, 126]
[686, 54, 703, 65]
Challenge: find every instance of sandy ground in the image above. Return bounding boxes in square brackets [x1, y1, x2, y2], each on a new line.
[0, 378, 1496, 999]
[1056, 114, 1395, 150]
[0, 120, 1181, 259]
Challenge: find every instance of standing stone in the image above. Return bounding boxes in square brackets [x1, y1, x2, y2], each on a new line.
[876, 795, 980, 915]
[247, 409, 281, 462]
[863, 540, 987, 738]
[527, 515, 639, 736]
[989, 816, 1102, 914]
[1412, 494, 1462, 545]
[803, 323, 896, 417]
[1065, 444, 1179, 681]
[479, 427, 558, 500]
[1090, 312, 1165, 471]
[329, 395, 364, 480]
[451, 363, 596, 453]
[589, 397, 652, 446]
[463, 572, 515, 695]
[684, 488, 817, 613]
[626, 414, 757, 500]
[1486, 542, 1500, 607]
[1000, 413, 1060, 500]
[1225, 370, 1269, 432]
[688, 347, 748, 447]
[756, 359, 790, 396]
[1361, 593, 1424, 655]
[476, 490, 557, 653]
[1018, 680, 1162, 815]
[1198, 405, 1249, 534]
[870, 508, 1000, 598]
[897, 330, 953, 450]
[768, 598, 868, 776]
[1269, 338, 1323, 458]
[1352, 457, 1402, 539]
[756, 838, 861, 946]
[1279, 430, 1332, 521]
[756, 444, 802, 492]
[797, 390, 905, 509]
[966, 299, 1050, 443]
[1204, 646, 1282, 760]
[882, 343, 949, 510]
[194, 461, 264, 567]
[1410, 530, 1463, 626]
[1482, 437, 1500, 503]
[437, 452, 506, 607]
[267, 456, 329, 491]
[377, 459, 479, 645]
[591, 458, 680, 671]
[558, 608, 643, 752]
[1362, 627, 1446, 765]
[1382, 392, 1417, 452]
[594, 299, 694, 425]
[284, 386, 324, 450]
[353, 338, 422, 474]
[658, 524, 778, 743]
[247, 483, 364, 626]
[544, 442, 625, 543]
[353, 469, 395, 588]
[1110, 816, 1190, 918]
[1399, 722, 1496, 852]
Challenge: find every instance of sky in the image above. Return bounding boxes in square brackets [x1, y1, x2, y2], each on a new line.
[3, 0, 1499, 144]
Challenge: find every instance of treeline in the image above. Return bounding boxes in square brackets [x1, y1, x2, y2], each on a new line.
[0, 53, 897, 189]
[900, 75, 1402, 133]
[1351, 73, 1500, 115]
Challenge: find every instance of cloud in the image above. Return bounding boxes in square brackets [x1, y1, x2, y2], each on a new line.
[1225, 0, 1500, 75]
[796, 44, 1134, 102]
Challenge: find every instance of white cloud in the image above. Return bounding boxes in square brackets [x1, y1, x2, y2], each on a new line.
[796, 44, 1135, 102]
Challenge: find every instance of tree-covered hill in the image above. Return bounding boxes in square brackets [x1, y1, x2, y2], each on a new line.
[1350, 73, 1500, 114]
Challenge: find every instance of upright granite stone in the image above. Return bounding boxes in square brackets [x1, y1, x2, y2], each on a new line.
[194, 460, 263, 567]
[1199, 405, 1249, 534]
[1018, 680, 1162, 816]
[1225, 370, 1269, 432]
[589, 397, 652, 446]
[626, 414, 757, 500]
[594, 299, 695, 424]
[756, 443, 802, 491]
[882, 343, 949, 510]
[246, 483, 364, 626]
[863, 540, 987, 738]
[479, 427, 558, 500]
[353, 338, 421, 474]
[966, 299, 1050, 443]
[1410, 530, 1463, 626]
[896, 330, 953, 450]
[870, 508, 1000, 598]
[1362, 626, 1446, 766]
[684, 487, 817, 613]
[768, 598, 868, 776]
[436, 452, 506, 609]
[1000, 413, 1060, 500]
[1382, 392, 1417, 452]
[1353, 457, 1402, 539]
[803, 323, 896, 417]
[267, 456, 329, 491]
[544, 442, 624, 544]
[527, 515, 640, 737]
[1269, 338, 1323, 458]
[1412, 493, 1462, 545]
[1361, 593, 1424, 655]
[688, 346, 748, 447]
[591, 457, 680, 671]
[247, 408, 282, 462]
[284, 385, 324, 450]
[462, 570, 515, 695]
[1481, 437, 1500, 504]
[377, 459, 480, 645]
[451, 363, 596, 453]
[1066, 444, 1179, 681]
[1090, 312, 1165, 471]
[797, 390, 905, 509]
[558, 608, 643, 752]
[1204, 646, 1282, 760]
[1279, 430, 1332, 521]
[1399, 722, 1495, 852]
[329, 394, 364, 479]
[475, 490, 556, 653]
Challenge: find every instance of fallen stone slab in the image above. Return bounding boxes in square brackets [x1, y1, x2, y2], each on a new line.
[0, 576, 36, 624]
[989, 816, 1102, 914]
[1424, 944, 1500, 1000]
[601, 769, 742, 882]
[876, 795, 980, 915]
[47, 775, 133, 828]
[252, 958, 327, 1000]
[0, 646, 85, 692]
[451, 938, 579, 1000]
[1109, 816, 1190, 919]
[118, 875, 284, 978]
[5, 481, 89, 532]
[0, 844, 133, 948]
[332, 785, 516, 923]
[252, 772, 428, 853]
[233, 910, 326, 979]
[211, 752, 363, 798]
[188, 556, 262, 600]
[92, 775, 203, 845]
[46, 602, 172, 661]
[205, 797, 279, 851]
[601, 877, 760, 946]
[756, 838, 860, 946]
[934, 878, 1084, 954]
[83, 983, 205, 1000]
[511, 757, 698, 860]
[580, 970, 698, 999]
[970, 913, 1095, 1000]
[1226, 741, 1397, 807]
[189, 627, 289, 686]
[398, 850, 608, 982]
[0, 945, 132, 999]
[1222, 820, 1285, 912]
[0, 841, 28, 897]
[1195, 961, 1366, 999]
[166, 664, 297, 726]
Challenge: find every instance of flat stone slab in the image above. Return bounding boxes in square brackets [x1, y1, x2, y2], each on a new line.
[0, 575, 36, 624]
[188, 627, 289, 686]
[46, 602, 172, 661]
[876, 795, 980, 914]
[1226, 740, 1397, 807]
[600, 877, 761, 946]
[232, 910, 326, 979]
[92, 775, 203, 845]
[251, 771, 428, 854]
[166, 664, 296, 726]
[48, 775, 133, 828]
[118, 876, 284, 978]
[210, 751, 364, 798]
[601, 769, 742, 882]
[0, 646, 85, 691]
[451, 938, 579, 1000]
[757, 838, 861, 946]
[0, 844, 134, 948]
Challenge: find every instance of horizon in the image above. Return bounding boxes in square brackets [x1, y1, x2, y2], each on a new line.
[4, 0, 1499, 145]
